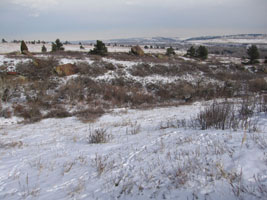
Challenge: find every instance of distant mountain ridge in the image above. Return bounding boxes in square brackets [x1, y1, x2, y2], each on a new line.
[72, 34, 267, 45]
[184, 34, 267, 41]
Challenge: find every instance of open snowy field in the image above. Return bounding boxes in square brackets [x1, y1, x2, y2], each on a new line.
[0, 43, 170, 55]
[0, 101, 267, 200]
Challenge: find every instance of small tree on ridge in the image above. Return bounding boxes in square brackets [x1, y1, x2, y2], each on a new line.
[90, 40, 108, 56]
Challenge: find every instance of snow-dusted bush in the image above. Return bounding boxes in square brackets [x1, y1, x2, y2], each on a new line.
[16, 57, 59, 80]
[87, 128, 111, 144]
[76, 61, 108, 76]
[196, 101, 237, 130]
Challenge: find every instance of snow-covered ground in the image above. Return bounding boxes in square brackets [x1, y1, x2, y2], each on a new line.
[0, 43, 188, 56]
[0, 102, 266, 200]
[0, 43, 169, 54]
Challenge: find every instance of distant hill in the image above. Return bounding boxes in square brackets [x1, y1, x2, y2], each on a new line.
[71, 34, 267, 45]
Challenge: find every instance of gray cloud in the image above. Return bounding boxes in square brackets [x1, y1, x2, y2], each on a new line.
[0, 0, 266, 40]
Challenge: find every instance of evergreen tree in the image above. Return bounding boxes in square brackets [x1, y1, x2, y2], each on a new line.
[51, 39, 64, 52]
[20, 40, 28, 53]
[90, 40, 108, 56]
[166, 46, 176, 56]
[196, 45, 208, 60]
[187, 46, 196, 57]
[42, 45, 47, 53]
[247, 45, 259, 64]
[2, 38, 7, 43]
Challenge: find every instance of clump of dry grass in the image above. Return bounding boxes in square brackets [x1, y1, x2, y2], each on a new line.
[87, 128, 112, 144]
[75, 107, 105, 122]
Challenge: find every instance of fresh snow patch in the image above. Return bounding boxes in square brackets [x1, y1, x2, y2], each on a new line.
[102, 58, 140, 68]
[0, 102, 266, 199]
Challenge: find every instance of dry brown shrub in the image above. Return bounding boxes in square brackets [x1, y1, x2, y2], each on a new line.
[249, 78, 267, 92]
[87, 128, 111, 144]
[44, 107, 72, 118]
[76, 61, 108, 77]
[16, 57, 59, 80]
[75, 107, 105, 122]
[19, 105, 42, 123]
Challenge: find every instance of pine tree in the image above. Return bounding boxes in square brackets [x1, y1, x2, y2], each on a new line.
[196, 46, 208, 60]
[90, 40, 108, 56]
[51, 39, 64, 52]
[187, 46, 196, 57]
[166, 46, 175, 56]
[42, 45, 47, 53]
[247, 45, 259, 64]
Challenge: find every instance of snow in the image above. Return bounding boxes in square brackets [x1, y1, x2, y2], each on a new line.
[102, 58, 140, 68]
[59, 58, 94, 65]
[0, 102, 266, 199]
[0, 55, 30, 72]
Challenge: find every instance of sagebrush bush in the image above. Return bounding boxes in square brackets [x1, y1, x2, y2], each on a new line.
[19, 105, 42, 123]
[249, 78, 267, 92]
[88, 128, 111, 144]
[76, 61, 108, 77]
[196, 101, 236, 130]
[16, 57, 59, 80]
[75, 107, 105, 122]
[44, 107, 71, 118]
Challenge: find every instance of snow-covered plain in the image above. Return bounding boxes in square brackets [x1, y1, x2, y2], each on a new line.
[0, 43, 170, 55]
[0, 102, 267, 200]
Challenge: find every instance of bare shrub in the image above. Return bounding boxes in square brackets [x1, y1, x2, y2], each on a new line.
[92, 154, 114, 177]
[76, 61, 108, 77]
[87, 128, 111, 144]
[249, 78, 267, 92]
[75, 107, 105, 122]
[126, 122, 141, 135]
[128, 63, 151, 77]
[258, 95, 267, 113]
[129, 63, 181, 77]
[19, 105, 42, 123]
[56, 77, 100, 103]
[0, 107, 12, 118]
[238, 97, 255, 120]
[44, 107, 71, 118]
[93, 154, 108, 176]
[16, 57, 59, 80]
[196, 101, 237, 130]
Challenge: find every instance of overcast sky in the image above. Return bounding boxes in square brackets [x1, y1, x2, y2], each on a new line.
[0, 0, 266, 41]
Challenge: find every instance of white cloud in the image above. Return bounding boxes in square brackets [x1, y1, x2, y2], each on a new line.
[11, 0, 60, 16]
